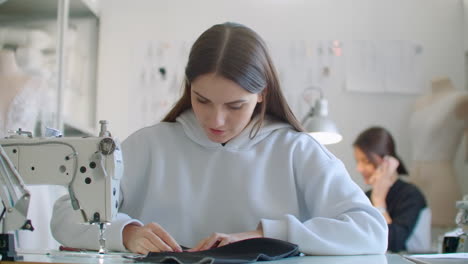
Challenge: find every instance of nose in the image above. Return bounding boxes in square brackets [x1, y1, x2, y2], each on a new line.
[208, 108, 226, 128]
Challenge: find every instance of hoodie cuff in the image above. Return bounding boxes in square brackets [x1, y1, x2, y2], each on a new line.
[261, 218, 288, 241]
[105, 213, 143, 252]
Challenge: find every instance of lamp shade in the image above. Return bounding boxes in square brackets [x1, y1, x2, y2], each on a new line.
[302, 98, 342, 145]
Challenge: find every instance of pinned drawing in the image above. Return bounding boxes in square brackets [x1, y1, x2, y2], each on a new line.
[130, 40, 189, 129]
[345, 40, 424, 94]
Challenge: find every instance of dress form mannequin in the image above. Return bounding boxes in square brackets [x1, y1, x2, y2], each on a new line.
[409, 77, 468, 227]
[0, 49, 35, 135]
[0, 49, 61, 250]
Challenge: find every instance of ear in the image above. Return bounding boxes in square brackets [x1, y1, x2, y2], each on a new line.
[370, 153, 384, 166]
[257, 89, 266, 103]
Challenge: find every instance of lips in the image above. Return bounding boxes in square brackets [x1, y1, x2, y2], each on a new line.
[210, 128, 224, 135]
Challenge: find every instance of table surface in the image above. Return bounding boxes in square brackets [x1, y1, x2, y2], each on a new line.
[0, 251, 415, 264]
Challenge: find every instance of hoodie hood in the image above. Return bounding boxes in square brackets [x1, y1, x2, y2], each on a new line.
[176, 109, 291, 150]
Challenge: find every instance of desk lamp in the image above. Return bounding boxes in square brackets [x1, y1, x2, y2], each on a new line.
[301, 87, 342, 145]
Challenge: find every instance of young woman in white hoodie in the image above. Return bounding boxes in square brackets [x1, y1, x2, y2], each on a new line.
[52, 22, 388, 255]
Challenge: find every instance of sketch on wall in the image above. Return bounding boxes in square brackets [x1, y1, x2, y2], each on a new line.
[345, 40, 425, 94]
[129, 39, 424, 130]
[129, 40, 189, 130]
[129, 39, 345, 129]
[268, 40, 344, 118]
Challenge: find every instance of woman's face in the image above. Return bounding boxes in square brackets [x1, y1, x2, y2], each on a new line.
[353, 147, 381, 185]
[190, 73, 263, 143]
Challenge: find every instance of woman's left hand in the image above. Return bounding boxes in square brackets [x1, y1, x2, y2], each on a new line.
[371, 155, 399, 206]
[188, 229, 263, 252]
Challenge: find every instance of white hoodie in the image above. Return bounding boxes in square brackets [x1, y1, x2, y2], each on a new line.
[51, 110, 388, 254]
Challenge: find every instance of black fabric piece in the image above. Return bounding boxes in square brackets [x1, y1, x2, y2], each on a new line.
[366, 179, 427, 252]
[130, 237, 300, 263]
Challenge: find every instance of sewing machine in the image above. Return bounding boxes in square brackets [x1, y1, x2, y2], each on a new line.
[442, 195, 468, 253]
[0, 121, 123, 260]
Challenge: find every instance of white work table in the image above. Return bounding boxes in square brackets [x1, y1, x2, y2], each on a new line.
[1, 251, 415, 264]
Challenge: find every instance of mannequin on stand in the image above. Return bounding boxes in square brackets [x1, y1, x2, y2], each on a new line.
[409, 77, 468, 229]
[0, 49, 39, 135]
[0, 48, 61, 250]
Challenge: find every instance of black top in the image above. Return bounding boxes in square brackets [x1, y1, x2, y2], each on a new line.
[366, 179, 427, 252]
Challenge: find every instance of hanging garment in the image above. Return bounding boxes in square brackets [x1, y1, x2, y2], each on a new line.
[128, 238, 300, 264]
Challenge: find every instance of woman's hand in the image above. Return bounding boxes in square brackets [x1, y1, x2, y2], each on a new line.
[122, 222, 182, 254]
[369, 156, 399, 224]
[189, 229, 263, 252]
[370, 155, 399, 206]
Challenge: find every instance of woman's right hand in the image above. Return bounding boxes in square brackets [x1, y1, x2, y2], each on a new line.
[122, 222, 182, 254]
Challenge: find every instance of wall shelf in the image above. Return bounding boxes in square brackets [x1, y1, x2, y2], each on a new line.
[0, 0, 99, 19]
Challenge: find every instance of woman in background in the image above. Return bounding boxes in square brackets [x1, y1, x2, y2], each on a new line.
[353, 126, 427, 252]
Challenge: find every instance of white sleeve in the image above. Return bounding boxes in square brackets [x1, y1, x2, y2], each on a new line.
[50, 194, 142, 252]
[261, 137, 388, 255]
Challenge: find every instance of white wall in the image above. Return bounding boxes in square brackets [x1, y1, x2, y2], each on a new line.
[97, 0, 467, 192]
[465, 0, 468, 53]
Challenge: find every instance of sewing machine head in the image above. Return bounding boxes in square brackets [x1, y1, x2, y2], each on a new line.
[0, 122, 123, 232]
[442, 195, 468, 253]
[0, 121, 123, 255]
[0, 134, 122, 227]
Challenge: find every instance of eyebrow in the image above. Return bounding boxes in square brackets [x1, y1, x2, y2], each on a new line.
[192, 90, 248, 104]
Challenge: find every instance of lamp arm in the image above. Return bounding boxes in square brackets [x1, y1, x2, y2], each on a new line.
[302, 86, 324, 123]
[301, 107, 315, 124]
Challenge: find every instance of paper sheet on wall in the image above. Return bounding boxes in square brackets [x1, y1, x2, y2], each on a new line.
[268, 40, 344, 118]
[129, 40, 189, 131]
[128, 39, 344, 131]
[345, 40, 424, 94]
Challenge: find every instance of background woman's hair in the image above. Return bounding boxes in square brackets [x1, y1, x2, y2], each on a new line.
[353, 126, 408, 175]
[162, 22, 304, 136]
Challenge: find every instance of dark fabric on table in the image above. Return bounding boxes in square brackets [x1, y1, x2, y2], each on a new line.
[130, 237, 300, 263]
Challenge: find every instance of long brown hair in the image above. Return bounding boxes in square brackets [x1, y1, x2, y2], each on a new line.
[353, 126, 408, 175]
[162, 22, 304, 137]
